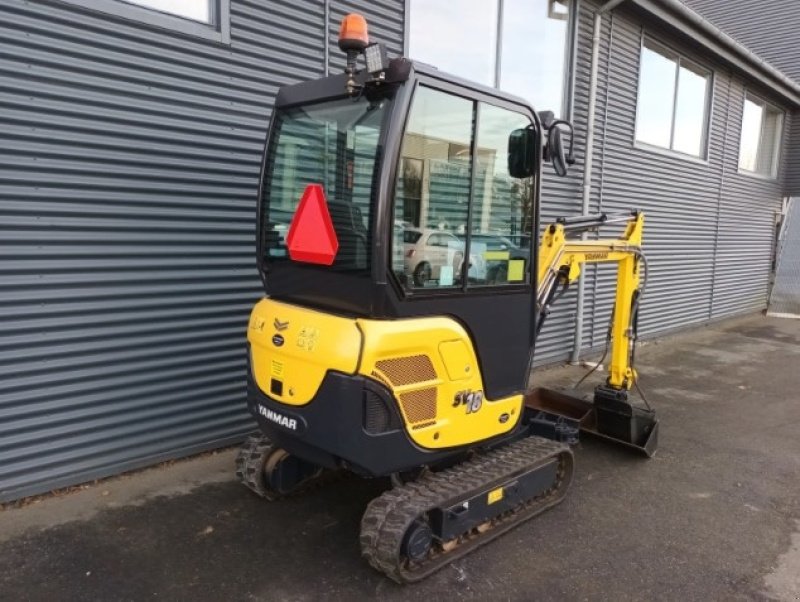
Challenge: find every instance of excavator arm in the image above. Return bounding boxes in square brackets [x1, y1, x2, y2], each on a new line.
[537, 211, 644, 390]
[528, 211, 658, 456]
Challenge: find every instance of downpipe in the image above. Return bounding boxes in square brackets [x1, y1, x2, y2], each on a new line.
[570, 0, 627, 364]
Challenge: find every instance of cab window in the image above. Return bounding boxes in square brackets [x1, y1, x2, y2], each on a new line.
[471, 102, 533, 285]
[393, 86, 473, 289]
[263, 96, 388, 272]
[392, 86, 534, 290]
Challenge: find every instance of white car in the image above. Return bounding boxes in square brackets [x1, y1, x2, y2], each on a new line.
[403, 228, 485, 286]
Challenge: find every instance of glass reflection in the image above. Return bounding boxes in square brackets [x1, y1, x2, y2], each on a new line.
[636, 41, 711, 158]
[500, 0, 570, 115]
[127, 0, 211, 23]
[673, 62, 709, 156]
[758, 108, 782, 175]
[409, 0, 499, 86]
[636, 45, 676, 149]
[739, 94, 783, 176]
[393, 87, 474, 288]
[738, 97, 763, 172]
[408, 0, 571, 113]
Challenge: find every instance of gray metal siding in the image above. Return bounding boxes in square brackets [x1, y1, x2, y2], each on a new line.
[561, 3, 787, 353]
[711, 78, 787, 319]
[530, 1, 595, 364]
[682, 0, 800, 84]
[680, 0, 800, 196]
[769, 198, 800, 317]
[0, 0, 404, 502]
[786, 114, 800, 196]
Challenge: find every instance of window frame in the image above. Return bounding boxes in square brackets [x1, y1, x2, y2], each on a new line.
[56, 0, 231, 44]
[737, 90, 785, 180]
[633, 36, 714, 162]
[404, 0, 578, 119]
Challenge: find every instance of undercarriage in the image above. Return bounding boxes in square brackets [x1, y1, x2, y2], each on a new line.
[236, 432, 573, 583]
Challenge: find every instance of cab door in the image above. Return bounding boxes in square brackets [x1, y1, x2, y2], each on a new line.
[385, 78, 542, 400]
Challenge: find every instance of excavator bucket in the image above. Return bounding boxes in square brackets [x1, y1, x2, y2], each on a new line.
[524, 387, 659, 457]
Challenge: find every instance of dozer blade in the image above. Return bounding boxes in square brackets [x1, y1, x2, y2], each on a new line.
[524, 387, 659, 457]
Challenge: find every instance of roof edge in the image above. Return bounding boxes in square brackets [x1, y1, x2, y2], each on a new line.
[629, 0, 800, 107]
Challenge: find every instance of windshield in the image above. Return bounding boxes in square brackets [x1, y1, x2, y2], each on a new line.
[262, 95, 390, 272]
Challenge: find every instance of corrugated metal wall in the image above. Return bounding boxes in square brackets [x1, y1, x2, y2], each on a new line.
[682, 0, 800, 84]
[529, 2, 588, 363]
[558, 2, 789, 353]
[710, 77, 788, 319]
[786, 115, 800, 197]
[768, 198, 800, 317]
[680, 0, 800, 198]
[0, 0, 404, 502]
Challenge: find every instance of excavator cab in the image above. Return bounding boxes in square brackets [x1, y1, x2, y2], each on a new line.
[251, 46, 554, 461]
[240, 14, 657, 583]
[256, 55, 544, 401]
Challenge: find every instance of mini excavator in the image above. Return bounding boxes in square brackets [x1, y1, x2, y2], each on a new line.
[236, 14, 659, 583]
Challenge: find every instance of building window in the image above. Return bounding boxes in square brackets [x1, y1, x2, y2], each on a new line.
[408, 0, 573, 116]
[738, 93, 783, 177]
[498, 0, 571, 117]
[635, 39, 711, 158]
[56, 0, 229, 43]
[123, 0, 212, 23]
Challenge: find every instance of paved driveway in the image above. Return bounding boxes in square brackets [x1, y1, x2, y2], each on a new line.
[1, 315, 799, 601]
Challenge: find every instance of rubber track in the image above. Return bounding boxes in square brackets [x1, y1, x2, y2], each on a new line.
[235, 435, 276, 499]
[359, 436, 574, 583]
[235, 434, 339, 500]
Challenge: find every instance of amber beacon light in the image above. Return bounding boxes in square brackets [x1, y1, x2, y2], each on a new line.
[338, 13, 369, 52]
[338, 14, 370, 95]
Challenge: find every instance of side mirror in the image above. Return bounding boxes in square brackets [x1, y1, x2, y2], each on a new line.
[538, 110, 555, 129]
[508, 127, 536, 178]
[544, 119, 575, 177]
[548, 127, 568, 177]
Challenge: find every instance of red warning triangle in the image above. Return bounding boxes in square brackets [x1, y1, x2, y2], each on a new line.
[286, 184, 339, 265]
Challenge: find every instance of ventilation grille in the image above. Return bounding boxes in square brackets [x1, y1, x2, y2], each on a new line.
[374, 355, 436, 386]
[363, 390, 402, 434]
[398, 388, 437, 423]
[372, 355, 438, 425]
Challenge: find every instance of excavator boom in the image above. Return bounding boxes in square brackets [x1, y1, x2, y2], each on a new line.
[529, 211, 658, 456]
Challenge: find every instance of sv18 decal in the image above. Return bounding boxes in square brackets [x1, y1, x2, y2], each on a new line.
[453, 389, 484, 414]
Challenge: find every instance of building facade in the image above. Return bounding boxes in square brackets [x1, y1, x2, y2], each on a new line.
[1, 0, 798, 501]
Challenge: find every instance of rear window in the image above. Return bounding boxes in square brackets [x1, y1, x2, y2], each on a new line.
[403, 231, 423, 243]
[262, 96, 390, 272]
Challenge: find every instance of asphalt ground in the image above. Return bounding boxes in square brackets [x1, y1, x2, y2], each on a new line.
[1, 314, 799, 601]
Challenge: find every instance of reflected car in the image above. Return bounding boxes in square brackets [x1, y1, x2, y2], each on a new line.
[458, 233, 530, 283]
[403, 228, 485, 286]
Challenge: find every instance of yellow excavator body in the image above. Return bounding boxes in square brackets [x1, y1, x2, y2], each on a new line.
[249, 298, 522, 449]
